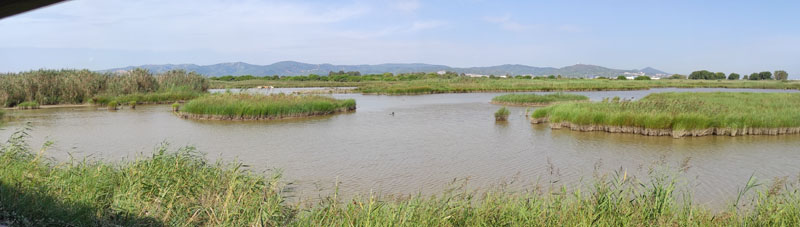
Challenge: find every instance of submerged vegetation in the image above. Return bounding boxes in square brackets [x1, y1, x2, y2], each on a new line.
[494, 107, 510, 121]
[0, 129, 799, 226]
[0, 69, 208, 108]
[180, 93, 356, 120]
[492, 93, 589, 106]
[532, 92, 800, 137]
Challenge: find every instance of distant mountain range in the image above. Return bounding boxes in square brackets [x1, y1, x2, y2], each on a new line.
[101, 61, 669, 78]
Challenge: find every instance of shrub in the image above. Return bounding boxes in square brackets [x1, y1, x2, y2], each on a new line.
[494, 107, 510, 121]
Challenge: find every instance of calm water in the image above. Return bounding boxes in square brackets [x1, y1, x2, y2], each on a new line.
[2, 88, 799, 208]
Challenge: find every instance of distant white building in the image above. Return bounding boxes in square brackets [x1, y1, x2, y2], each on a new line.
[465, 73, 488, 78]
[436, 70, 446, 75]
[623, 72, 646, 76]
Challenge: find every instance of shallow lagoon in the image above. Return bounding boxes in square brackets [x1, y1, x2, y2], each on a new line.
[2, 88, 799, 208]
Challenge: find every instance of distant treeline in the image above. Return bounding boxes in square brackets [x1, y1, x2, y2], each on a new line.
[0, 69, 208, 107]
[686, 70, 789, 80]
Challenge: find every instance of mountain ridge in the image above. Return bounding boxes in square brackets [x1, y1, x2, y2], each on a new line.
[102, 61, 669, 78]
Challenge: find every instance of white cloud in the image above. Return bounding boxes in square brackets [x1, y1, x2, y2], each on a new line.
[333, 20, 446, 39]
[0, 0, 371, 51]
[392, 0, 420, 12]
[483, 14, 533, 32]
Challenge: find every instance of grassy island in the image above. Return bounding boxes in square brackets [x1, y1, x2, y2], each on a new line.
[178, 93, 356, 120]
[0, 129, 799, 226]
[532, 92, 800, 137]
[492, 93, 589, 106]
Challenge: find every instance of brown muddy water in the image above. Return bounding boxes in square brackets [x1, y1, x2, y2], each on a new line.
[2, 88, 800, 208]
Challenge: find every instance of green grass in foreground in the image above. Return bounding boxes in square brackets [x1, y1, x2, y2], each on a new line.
[533, 92, 800, 130]
[492, 93, 589, 105]
[0, 128, 798, 226]
[180, 93, 356, 120]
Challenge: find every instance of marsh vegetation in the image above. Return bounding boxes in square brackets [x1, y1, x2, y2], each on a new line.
[532, 92, 800, 137]
[179, 93, 356, 120]
[491, 93, 589, 106]
[0, 69, 208, 108]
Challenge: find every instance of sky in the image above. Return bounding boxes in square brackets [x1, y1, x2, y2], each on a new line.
[0, 0, 798, 75]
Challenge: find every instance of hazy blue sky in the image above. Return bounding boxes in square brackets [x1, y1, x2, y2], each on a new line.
[1, 0, 798, 75]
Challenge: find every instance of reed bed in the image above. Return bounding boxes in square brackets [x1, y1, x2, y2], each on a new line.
[180, 93, 356, 120]
[0, 69, 208, 107]
[532, 92, 800, 137]
[0, 129, 798, 226]
[492, 93, 589, 106]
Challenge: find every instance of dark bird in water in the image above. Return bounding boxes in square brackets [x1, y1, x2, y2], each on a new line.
[390, 112, 395, 116]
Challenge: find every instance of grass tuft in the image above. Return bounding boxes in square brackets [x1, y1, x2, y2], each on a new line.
[495, 107, 510, 121]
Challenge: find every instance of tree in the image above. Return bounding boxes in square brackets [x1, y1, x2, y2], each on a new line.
[749, 72, 759, 80]
[774, 70, 789, 81]
[547, 75, 556, 79]
[727, 73, 740, 80]
[634, 76, 651, 80]
[758, 71, 773, 80]
[714, 72, 726, 80]
[743, 75, 749, 80]
[616, 75, 627, 80]
[689, 70, 715, 80]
